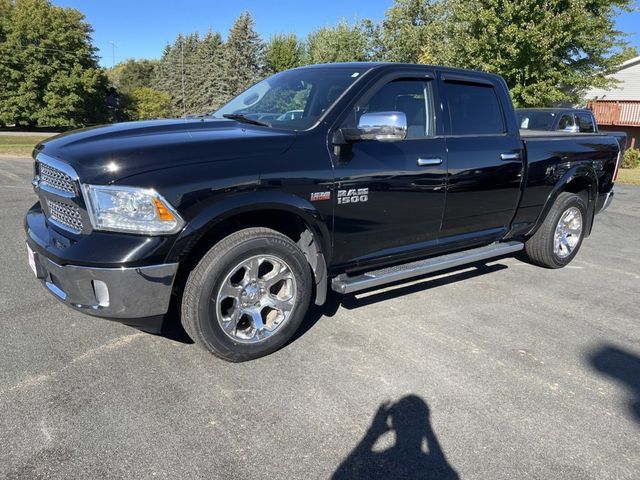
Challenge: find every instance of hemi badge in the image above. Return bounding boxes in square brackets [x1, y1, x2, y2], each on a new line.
[310, 191, 331, 202]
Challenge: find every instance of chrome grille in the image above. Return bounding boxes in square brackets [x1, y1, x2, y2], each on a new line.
[47, 199, 83, 233]
[39, 162, 75, 194]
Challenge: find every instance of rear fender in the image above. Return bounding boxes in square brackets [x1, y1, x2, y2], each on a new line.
[527, 165, 598, 238]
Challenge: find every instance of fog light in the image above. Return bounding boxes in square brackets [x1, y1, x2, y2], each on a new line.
[92, 280, 110, 307]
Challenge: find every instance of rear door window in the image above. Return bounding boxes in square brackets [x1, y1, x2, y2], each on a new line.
[445, 81, 505, 135]
[576, 113, 596, 133]
[558, 114, 576, 131]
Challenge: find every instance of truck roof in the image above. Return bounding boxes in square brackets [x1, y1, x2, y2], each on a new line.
[295, 62, 505, 82]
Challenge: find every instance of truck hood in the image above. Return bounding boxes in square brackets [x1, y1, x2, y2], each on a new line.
[34, 118, 297, 183]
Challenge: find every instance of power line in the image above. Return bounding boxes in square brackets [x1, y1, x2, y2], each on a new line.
[180, 40, 186, 117]
[2, 46, 227, 67]
[4, 43, 122, 64]
[7, 42, 104, 57]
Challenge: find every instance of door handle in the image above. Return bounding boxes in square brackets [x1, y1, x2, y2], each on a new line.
[417, 157, 443, 167]
[500, 152, 521, 161]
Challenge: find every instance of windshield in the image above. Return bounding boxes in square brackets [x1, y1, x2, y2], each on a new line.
[213, 67, 367, 130]
[517, 111, 556, 130]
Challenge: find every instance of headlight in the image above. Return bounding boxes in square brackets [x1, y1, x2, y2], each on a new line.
[83, 185, 184, 234]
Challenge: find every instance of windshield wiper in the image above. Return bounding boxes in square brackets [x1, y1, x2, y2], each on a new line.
[222, 114, 271, 127]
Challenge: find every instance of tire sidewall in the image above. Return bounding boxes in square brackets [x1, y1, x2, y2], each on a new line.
[547, 193, 587, 267]
[193, 234, 311, 360]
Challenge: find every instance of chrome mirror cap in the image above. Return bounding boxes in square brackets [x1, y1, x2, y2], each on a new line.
[355, 111, 408, 142]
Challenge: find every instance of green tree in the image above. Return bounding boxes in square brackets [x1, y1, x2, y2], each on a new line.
[0, 0, 10, 41]
[180, 32, 203, 115]
[359, 18, 384, 61]
[305, 20, 374, 64]
[124, 87, 171, 120]
[220, 12, 265, 101]
[418, 0, 637, 107]
[108, 59, 158, 93]
[153, 32, 203, 117]
[153, 36, 183, 116]
[107, 58, 159, 121]
[265, 33, 303, 73]
[193, 30, 226, 112]
[0, 0, 108, 127]
[380, 0, 444, 63]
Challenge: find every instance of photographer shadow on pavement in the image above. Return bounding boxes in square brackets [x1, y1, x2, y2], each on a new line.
[590, 345, 640, 423]
[332, 395, 459, 480]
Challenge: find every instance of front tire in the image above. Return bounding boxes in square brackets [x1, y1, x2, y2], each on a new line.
[525, 192, 587, 268]
[181, 228, 312, 362]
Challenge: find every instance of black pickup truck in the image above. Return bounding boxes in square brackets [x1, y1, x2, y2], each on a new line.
[26, 63, 624, 361]
[517, 107, 599, 133]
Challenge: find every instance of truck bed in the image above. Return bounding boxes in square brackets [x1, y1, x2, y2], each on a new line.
[510, 132, 621, 237]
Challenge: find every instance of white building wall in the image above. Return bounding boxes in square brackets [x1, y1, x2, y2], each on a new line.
[585, 57, 640, 101]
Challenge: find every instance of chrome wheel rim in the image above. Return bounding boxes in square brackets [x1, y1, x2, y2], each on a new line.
[554, 207, 583, 258]
[214, 255, 297, 344]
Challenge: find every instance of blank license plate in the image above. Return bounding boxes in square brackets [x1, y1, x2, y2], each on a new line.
[27, 245, 37, 277]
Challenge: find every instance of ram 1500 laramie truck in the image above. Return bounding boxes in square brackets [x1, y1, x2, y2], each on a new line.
[25, 63, 624, 361]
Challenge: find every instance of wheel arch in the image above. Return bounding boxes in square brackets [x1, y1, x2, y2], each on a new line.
[168, 192, 331, 306]
[527, 164, 598, 238]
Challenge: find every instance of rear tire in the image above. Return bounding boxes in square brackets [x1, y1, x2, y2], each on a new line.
[525, 192, 587, 268]
[181, 228, 312, 362]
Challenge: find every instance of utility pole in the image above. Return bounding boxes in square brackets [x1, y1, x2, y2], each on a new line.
[181, 39, 186, 117]
[109, 41, 117, 68]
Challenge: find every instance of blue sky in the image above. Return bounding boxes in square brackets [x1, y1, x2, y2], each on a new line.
[53, 0, 640, 68]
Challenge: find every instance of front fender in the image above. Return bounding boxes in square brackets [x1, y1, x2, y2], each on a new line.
[527, 164, 598, 238]
[166, 190, 332, 265]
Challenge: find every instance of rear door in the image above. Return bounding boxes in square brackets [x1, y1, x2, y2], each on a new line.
[439, 73, 524, 246]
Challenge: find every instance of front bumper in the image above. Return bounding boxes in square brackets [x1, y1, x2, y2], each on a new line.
[28, 246, 178, 319]
[25, 202, 179, 320]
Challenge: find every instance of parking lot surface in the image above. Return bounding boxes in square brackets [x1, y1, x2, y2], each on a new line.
[1, 155, 639, 479]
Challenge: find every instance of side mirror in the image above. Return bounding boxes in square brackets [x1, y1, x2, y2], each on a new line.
[342, 111, 408, 143]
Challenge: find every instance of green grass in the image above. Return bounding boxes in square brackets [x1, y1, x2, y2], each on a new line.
[617, 167, 640, 186]
[0, 134, 54, 156]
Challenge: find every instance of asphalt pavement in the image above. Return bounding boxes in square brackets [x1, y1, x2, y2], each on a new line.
[1, 155, 639, 479]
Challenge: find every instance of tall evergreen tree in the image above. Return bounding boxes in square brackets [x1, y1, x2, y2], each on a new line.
[0, 0, 108, 127]
[153, 37, 181, 115]
[0, 0, 10, 41]
[220, 12, 265, 101]
[194, 30, 225, 112]
[153, 33, 201, 116]
[180, 32, 201, 115]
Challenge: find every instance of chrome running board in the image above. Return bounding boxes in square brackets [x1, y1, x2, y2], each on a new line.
[331, 241, 524, 294]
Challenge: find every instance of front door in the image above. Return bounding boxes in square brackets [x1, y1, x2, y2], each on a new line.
[330, 74, 447, 268]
